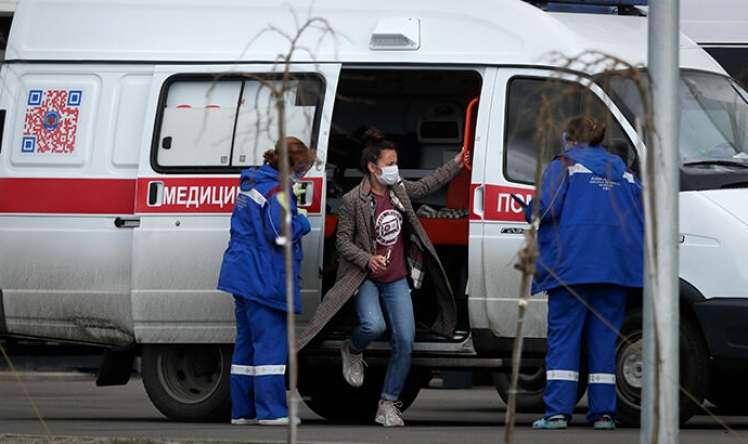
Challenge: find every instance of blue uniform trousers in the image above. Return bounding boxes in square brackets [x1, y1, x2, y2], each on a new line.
[544, 284, 626, 422]
[231, 297, 288, 420]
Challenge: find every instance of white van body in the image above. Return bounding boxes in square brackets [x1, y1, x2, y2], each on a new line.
[2, 0, 747, 423]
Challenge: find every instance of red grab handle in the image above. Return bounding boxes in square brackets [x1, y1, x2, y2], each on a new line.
[463, 97, 479, 171]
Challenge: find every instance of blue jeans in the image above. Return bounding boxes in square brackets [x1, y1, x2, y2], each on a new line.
[350, 278, 415, 401]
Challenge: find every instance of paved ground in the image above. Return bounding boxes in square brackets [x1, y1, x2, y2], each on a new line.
[1, 375, 748, 444]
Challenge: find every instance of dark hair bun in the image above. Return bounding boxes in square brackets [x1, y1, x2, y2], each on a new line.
[363, 127, 385, 144]
[359, 127, 398, 172]
[263, 149, 279, 166]
[565, 116, 606, 146]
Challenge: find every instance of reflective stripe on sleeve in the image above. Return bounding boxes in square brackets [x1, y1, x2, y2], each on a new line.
[567, 163, 592, 176]
[242, 188, 267, 207]
[546, 370, 579, 381]
[588, 373, 616, 384]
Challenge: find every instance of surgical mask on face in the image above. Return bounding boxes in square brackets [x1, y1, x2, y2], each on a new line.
[377, 165, 400, 186]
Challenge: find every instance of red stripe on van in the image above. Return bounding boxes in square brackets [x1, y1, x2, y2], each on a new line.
[0, 178, 136, 214]
[484, 185, 535, 222]
[134, 176, 323, 214]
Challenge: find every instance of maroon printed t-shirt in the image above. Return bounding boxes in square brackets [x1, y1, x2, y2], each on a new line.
[369, 191, 407, 283]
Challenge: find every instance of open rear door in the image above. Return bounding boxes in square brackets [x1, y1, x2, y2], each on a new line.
[130, 63, 340, 343]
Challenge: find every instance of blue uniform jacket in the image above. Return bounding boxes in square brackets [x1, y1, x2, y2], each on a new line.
[525, 144, 644, 294]
[217, 165, 311, 313]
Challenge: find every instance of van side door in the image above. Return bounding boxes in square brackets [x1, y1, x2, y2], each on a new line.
[130, 64, 340, 344]
[480, 69, 640, 340]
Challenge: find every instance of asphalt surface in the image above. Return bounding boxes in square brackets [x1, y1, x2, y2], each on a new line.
[1, 375, 748, 444]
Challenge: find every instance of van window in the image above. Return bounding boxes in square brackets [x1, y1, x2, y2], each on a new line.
[233, 79, 322, 167]
[504, 77, 637, 185]
[153, 75, 324, 173]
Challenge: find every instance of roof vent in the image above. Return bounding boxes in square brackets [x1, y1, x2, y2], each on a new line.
[370, 17, 421, 51]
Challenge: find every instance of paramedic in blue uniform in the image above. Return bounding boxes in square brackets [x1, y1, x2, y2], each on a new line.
[217, 137, 315, 426]
[526, 116, 643, 430]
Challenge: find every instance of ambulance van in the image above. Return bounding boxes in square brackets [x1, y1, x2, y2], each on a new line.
[2, 0, 748, 425]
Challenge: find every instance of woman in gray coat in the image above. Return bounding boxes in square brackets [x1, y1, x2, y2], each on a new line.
[298, 128, 463, 427]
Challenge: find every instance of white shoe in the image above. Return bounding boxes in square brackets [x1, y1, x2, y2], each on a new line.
[341, 339, 365, 387]
[375, 399, 405, 427]
[258, 416, 301, 426]
[231, 418, 257, 425]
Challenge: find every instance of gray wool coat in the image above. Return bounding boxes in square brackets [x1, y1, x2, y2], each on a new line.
[297, 159, 462, 350]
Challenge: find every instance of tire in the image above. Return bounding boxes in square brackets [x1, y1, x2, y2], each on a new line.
[493, 363, 588, 413]
[615, 310, 709, 426]
[141, 344, 231, 422]
[298, 359, 429, 422]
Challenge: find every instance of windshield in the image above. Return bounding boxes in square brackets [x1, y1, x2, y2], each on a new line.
[599, 70, 748, 165]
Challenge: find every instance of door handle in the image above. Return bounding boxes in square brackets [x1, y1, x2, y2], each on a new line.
[472, 185, 485, 219]
[147, 181, 164, 207]
[114, 217, 140, 229]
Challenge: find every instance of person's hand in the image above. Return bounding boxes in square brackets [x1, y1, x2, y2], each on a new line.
[368, 255, 388, 273]
[454, 149, 466, 167]
[297, 207, 308, 217]
[294, 211, 310, 229]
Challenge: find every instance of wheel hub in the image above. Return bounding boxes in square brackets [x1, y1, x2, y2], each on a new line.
[157, 345, 224, 405]
[620, 339, 643, 389]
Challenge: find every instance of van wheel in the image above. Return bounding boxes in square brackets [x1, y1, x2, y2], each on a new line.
[615, 310, 709, 426]
[141, 344, 231, 422]
[298, 360, 429, 422]
[493, 363, 588, 413]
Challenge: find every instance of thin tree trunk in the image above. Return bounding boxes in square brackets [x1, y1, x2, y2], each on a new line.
[274, 96, 298, 444]
[503, 227, 537, 444]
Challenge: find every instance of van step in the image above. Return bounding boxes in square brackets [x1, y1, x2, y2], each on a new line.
[303, 353, 544, 370]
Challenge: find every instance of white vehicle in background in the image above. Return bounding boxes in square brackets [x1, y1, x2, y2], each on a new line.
[1, 0, 748, 424]
[0, 0, 14, 61]
[681, 0, 748, 86]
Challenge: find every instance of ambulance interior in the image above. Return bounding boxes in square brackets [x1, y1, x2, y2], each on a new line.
[322, 68, 482, 342]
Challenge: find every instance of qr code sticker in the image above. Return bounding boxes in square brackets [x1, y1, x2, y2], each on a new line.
[22, 89, 81, 154]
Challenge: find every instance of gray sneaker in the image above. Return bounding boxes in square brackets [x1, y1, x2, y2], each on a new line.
[341, 339, 365, 387]
[375, 399, 405, 427]
[230, 418, 257, 425]
[257, 416, 301, 426]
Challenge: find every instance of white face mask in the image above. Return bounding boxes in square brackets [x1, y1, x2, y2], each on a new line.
[377, 165, 400, 186]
